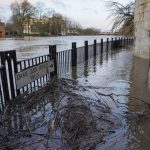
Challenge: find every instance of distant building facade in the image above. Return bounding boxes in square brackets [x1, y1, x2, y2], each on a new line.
[23, 18, 79, 36]
[0, 22, 5, 38]
[23, 18, 68, 35]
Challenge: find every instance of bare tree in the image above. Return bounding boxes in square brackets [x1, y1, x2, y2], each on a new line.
[42, 9, 55, 34]
[0, 7, 4, 22]
[35, 2, 45, 20]
[106, 0, 135, 35]
[10, 0, 36, 36]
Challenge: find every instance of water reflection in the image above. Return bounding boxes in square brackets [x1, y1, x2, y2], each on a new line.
[106, 49, 109, 62]
[77, 47, 150, 149]
[100, 51, 103, 65]
[1, 46, 150, 149]
[93, 56, 97, 72]
[84, 61, 88, 77]
[72, 66, 77, 79]
[129, 56, 150, 108]
[126, 106, 150, 150]
[126, 55, 150, 149]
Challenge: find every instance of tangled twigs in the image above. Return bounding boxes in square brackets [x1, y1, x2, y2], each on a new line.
[0, 78, 149, 150]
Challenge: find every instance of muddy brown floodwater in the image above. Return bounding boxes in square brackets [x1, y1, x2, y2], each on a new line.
[0, 46, 150, 150]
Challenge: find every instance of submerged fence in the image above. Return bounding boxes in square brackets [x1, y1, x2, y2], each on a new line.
[0, 37, 133, 111]
[56, 37, 133, 77]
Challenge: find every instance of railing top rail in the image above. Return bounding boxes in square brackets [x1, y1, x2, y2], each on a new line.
[57, 49, 72, 54]
[17, 54, 50, 64]
[77, 46, 85, 49]
[0, 50, 16, 54]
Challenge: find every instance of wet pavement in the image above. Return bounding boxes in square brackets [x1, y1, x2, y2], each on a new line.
[0, 46, 150, 150]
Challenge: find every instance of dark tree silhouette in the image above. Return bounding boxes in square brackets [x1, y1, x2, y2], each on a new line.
[106, 1, 135, 35]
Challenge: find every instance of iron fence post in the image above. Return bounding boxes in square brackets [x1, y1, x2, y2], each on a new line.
[7, 51, 17, 98]
[0, 52, 10, 102]
[94, 39, 97, 57]
[72, 42, 77, 67]
[120, 37, 122, 46]
[49, 45, 57, 77]
[101, 39, 103, 53]
[111, 38, 113, 49]
[124, 37, 126, 46]
[12, 51, 20, 95]
[119, 37, 120, 46]
[106, 38, 109, 51]
[85, 41, 88, 61]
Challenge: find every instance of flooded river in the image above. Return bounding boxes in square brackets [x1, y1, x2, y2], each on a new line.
[0, 37, 150, 149]
[0, 35, 113, 60]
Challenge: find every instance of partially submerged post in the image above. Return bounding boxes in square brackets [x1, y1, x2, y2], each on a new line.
[71, 42, 77, 67]
[71, 42, 77, 79]
[106, 38, 109, 51]
[85, 41, 88, 61]
[101, 39, 103, 53]
[94, 40, 97, 57]
[49, 45, 57, 77]
[111, 38, 113, 49]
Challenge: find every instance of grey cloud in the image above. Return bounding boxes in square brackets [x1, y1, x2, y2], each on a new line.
[83, 8, 98, 14]
[52, 0, 70, 9]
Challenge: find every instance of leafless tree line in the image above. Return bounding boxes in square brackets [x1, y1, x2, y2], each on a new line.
[4, 0, 100, 36]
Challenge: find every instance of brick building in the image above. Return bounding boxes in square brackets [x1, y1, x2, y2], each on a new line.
[0, 22, 5, 38]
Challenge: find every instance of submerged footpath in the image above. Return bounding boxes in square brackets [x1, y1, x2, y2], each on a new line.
[0, 47, 150, 150]
[0, 79, 121, 149]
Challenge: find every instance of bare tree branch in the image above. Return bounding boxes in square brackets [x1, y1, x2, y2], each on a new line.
[105, 0, 135, 35]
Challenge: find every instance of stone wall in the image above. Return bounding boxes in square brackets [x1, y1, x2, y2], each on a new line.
[134, 0, 150, 59]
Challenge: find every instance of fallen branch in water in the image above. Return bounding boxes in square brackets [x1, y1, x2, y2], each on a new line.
[0, 78, 149, 150]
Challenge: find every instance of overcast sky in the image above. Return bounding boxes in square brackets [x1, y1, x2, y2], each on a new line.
[0, 0, 131, 31]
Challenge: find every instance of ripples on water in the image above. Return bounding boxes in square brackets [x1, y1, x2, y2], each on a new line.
[0, 35, 114, 60]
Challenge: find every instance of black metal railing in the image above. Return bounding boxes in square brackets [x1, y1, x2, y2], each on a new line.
[56, 37, 134, 77]
[0, 46, 57, 111]
[17, 54, 50, 94]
